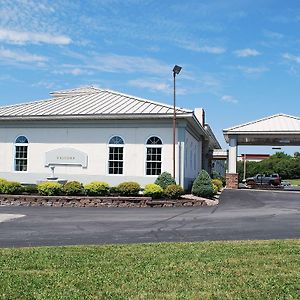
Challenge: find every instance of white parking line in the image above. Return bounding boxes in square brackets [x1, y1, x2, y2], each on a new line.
[239, 188, 300, 194]
[0, 214, 25, 223]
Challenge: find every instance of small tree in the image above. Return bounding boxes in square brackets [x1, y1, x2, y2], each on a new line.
[192, 170, 214, 198]
[155, 172, 176, 189]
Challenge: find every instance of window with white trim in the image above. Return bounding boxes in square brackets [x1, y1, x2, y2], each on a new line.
[15, 136, 28, 171]
[146, 136, 162, 175]
[108, 136, 124, 174]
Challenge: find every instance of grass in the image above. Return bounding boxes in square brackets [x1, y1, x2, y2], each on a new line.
[0, 240, 300, 299]
[287, 179, 300, 186]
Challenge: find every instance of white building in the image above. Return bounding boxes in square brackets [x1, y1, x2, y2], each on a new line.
[0, 87, 221, 189]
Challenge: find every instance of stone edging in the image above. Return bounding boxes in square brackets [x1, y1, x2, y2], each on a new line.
[0, 194, 218, 208]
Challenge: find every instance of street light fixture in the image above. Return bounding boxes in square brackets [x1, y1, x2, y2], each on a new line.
[172, 65, 182, 179]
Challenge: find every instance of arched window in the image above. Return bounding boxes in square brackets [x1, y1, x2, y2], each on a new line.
[146, 136, 162, 175]
[109, 136, 124, 145]
[146, 136, 162, 145]
[108, 136, 124, 174]
[15, 135, 28, 171]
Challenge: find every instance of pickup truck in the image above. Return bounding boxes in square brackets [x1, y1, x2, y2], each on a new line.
[243, 174, 281, 186]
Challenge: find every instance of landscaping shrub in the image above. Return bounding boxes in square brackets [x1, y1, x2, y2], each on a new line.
[63, 181, 84, 196]
[2, 181, 23, 194]
[155, 172, 176, 189]
[192, 170, 214, 198]
[109, 186, 119, 194]
[0, 178, 8, 193]
[23, 185, 38, 194]
[164, 184, 184, 199]
[84, 181, 109, 196]
[221, 177, 226, 187]
[212, 172, 226, 187]
[212, 179, 223, 191]
[117, 181, 140, 196]
[37, 182, 63, 196]
[212, 183, 219, 195]
[143, 184, 163, 199]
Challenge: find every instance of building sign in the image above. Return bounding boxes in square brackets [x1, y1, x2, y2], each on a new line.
[45, 148, 88, 167]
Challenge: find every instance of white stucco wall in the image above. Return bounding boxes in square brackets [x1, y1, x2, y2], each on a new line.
[0, 123, 183, 186]
[184, 130, 202, 185]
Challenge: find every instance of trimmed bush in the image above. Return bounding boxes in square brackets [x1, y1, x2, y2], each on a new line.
[0, 178, 8, 193]
[84, 181, 109, 196]
[63, 181, 84, 196]
[155, 172, 176, 189]
[212, 179, 223, 191]
[23, 185, 38, 194]
[192, 170, 214, 198]
[164, 184, 184, 199]
[117, 182, 140, 196]
[37, 182, 63, 196]
[2, 181, 23, 194]
[143, 184, 163, 199]
[109, 186, 119, 195]
[212, 172, 226, 187]
[212, 183, 219, 195]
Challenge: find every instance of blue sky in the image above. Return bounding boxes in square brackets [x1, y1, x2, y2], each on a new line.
[0, 0, 300, 154]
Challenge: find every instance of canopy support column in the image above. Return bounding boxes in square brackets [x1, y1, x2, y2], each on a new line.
[228, 136, 237, 173]
[226, 135, 239, 189]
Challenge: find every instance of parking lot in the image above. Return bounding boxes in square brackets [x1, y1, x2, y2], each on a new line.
[0, 189, 300, 248]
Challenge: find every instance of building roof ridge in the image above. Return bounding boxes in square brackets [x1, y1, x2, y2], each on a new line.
[224, 113, 300, 132]
[0, 86, 193, 117]
[102, 88, 192, 113]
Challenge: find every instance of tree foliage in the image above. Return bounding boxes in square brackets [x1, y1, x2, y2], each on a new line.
[192, 170, 214, 198]
[238, 152, 300, 181]
[155, 172, 176, 189]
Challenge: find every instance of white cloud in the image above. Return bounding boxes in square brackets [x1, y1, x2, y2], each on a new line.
[0, 28, 71, 45]
[194, 46, 226, 54]
[263, 30, 284, 40]
[129, 78, 187, 95]
[48, 53, 177, 78]
[221, 95, 238, 104]
[237, 65, 268, 74]
[89, 54, 171, 75]
[195, 46, 226, 54]
[179, 41, 226, 54]
[201, 75, 222, 88]
[282, 53, 300, 64]
[234, 48, 261, 57]
[0, 47, 47, 62]
[129, 79, 171, 93]
[32, 80, 56, 89]
[53, 67, 93, 76]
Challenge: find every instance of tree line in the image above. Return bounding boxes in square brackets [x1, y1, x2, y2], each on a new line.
[237, 152, 300, 181]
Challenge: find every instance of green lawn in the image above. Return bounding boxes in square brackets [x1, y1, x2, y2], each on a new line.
[287, 179, 300, 186]
[1, 240, 300, 299]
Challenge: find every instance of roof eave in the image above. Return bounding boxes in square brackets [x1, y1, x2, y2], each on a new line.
[224, 130, 300, 135]
[0, 113, 194, 121]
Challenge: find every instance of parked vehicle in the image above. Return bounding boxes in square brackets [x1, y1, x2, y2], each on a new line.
[243, 174, 281, 186]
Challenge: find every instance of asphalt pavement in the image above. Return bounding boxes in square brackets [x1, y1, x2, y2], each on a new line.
[0, 189, 300, 247]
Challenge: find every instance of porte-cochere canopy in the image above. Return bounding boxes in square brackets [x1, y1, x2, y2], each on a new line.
[223, 113, 300, 174]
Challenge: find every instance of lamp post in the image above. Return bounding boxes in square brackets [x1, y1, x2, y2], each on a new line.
[172, 65, 182, 179]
